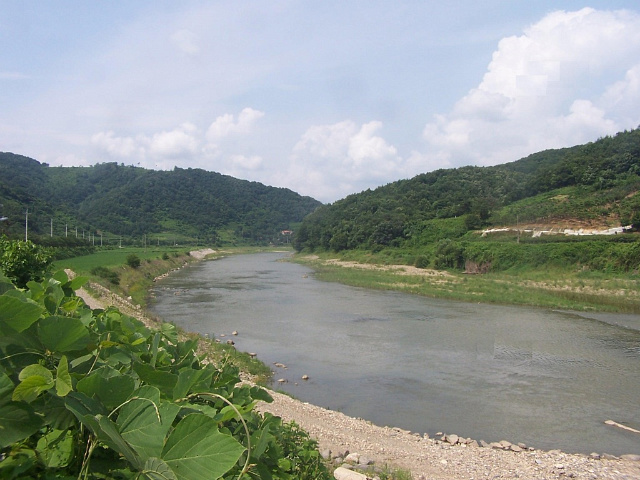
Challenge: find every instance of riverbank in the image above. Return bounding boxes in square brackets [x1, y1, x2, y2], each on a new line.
[71, 248, 640, 479]
[292, 253, 640, 314]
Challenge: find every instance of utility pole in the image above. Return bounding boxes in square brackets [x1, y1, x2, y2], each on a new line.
[50, 218, 53, 237]
[65, 224, 68, 237]
[25, 209, 28, 241]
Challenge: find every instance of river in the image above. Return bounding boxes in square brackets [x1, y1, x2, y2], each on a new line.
[148, 252, 640, 456]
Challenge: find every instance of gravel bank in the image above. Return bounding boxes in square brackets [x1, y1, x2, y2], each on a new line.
[258, 389, 640, 479]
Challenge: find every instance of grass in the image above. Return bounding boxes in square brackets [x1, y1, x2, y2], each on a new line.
[293, 252, 640, 313]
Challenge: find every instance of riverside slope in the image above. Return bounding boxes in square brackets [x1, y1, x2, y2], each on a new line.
[71, 252, 640, 480]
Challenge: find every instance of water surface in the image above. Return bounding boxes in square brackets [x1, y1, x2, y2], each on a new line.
[149, 252, 640, 455]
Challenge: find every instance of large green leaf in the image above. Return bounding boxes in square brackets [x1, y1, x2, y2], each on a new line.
[0, 295, 44, 334]
[142, 457, 178, 480]
[0, 402, 43, 448]
[117, 386, 180, 460]
[161, 414, 245, 480]
[38, 315, 91, 352]
[95, 413, 143, 470]
[68, 275, 88, 291]
[13, 364, 55, 403]
[76, 367, 136, 409]
[133, 362, 178, 397]
[172, 368, 212, 401]
[66, 393, 143, 469]
[0, 371, 15, 407]
[56, 355, 73, 396]
[36, 428, 74, 468]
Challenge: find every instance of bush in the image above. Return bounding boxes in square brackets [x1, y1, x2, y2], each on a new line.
[434, 239, 464, 270]
[126, 253, 141, 269]
[0, 272, 331, 479]
[414, 255, 430, 269]
[90, 265, 120, 285]
[0, 236, 52, 287]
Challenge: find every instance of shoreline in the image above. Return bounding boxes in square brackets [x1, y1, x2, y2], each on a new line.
[71, 250, 640, 478]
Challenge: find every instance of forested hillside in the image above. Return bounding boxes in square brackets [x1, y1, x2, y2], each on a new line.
[0, 154, 321, 245]
[294, 128, 640, 258]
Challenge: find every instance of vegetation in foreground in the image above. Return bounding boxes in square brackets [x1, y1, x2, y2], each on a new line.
[0, 238, 334, 479]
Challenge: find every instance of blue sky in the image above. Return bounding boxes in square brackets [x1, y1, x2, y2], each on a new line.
[2, 1, 640, 202]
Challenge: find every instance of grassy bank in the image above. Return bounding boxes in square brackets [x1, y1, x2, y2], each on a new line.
[293, 251, 640, 314]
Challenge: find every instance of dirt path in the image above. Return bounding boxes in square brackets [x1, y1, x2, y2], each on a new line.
[70, 261, 640, 479]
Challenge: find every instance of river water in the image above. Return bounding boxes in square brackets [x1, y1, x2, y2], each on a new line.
[149, 252, 640, 456]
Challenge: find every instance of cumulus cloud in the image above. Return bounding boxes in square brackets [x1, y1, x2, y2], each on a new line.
[91, 131, 141, 158]
[206, 107, 265, 140]
[147, 123, 199, 158]
[92, 123, 200, 161]
[91, 107, 266, 170]
[420, 8, 640, 168]
[288, 120, 401, 201]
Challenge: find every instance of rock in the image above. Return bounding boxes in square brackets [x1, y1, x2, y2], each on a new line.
[621, 454, 640, 462]
[510, 445, 523, 452]
[445, 434, 459, 445]
[320, 449, 332, 460]
[248, 352, 257, 358]
[589, 452, 601, 460]
[226, 339, 235, 345]
[302, 374, 309, 380]
[232, 330, 238, 335]
[468, 440, 479, 448]
[344, 452, 360, 463]
[602, 453, 618, 460]
[480, 440, 489, 448]
[277, 378, 287, 383]
[333, 467, 368, 480]
[499, 440, 512, 449]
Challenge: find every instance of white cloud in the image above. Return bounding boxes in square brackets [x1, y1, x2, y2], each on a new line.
[206, 108, 265, 140]
[288, 120, 401, 201]
[229, 154, 263, 170]
[420, 8, 640, 168]
[147, 123, 199, 158]
[91, 131, 142, 158]
[92, 123, 200, 161]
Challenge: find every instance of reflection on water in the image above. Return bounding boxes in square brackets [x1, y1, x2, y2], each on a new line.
[149, 252, 640, 455]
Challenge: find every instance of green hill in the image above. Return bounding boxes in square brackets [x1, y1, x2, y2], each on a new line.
[293, 129, 640, 272]
[0, 154, 321, 246]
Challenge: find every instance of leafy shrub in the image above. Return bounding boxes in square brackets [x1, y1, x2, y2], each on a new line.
[162, 252, 170, 260]
[90, 265, 121, 285]
[434, 239, 464, 270]
[126, 253, 141, 269]
[0, 236, 52, 287]
[0, 272, 331, 479]
[414, 255, 430, 269]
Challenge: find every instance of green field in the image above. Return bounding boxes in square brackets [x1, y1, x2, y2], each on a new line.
[53, 246, 190, 273]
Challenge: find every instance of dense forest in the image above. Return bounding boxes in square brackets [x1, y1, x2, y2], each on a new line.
[0, 154, 321, 246]
[293, 128, 640, 270]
